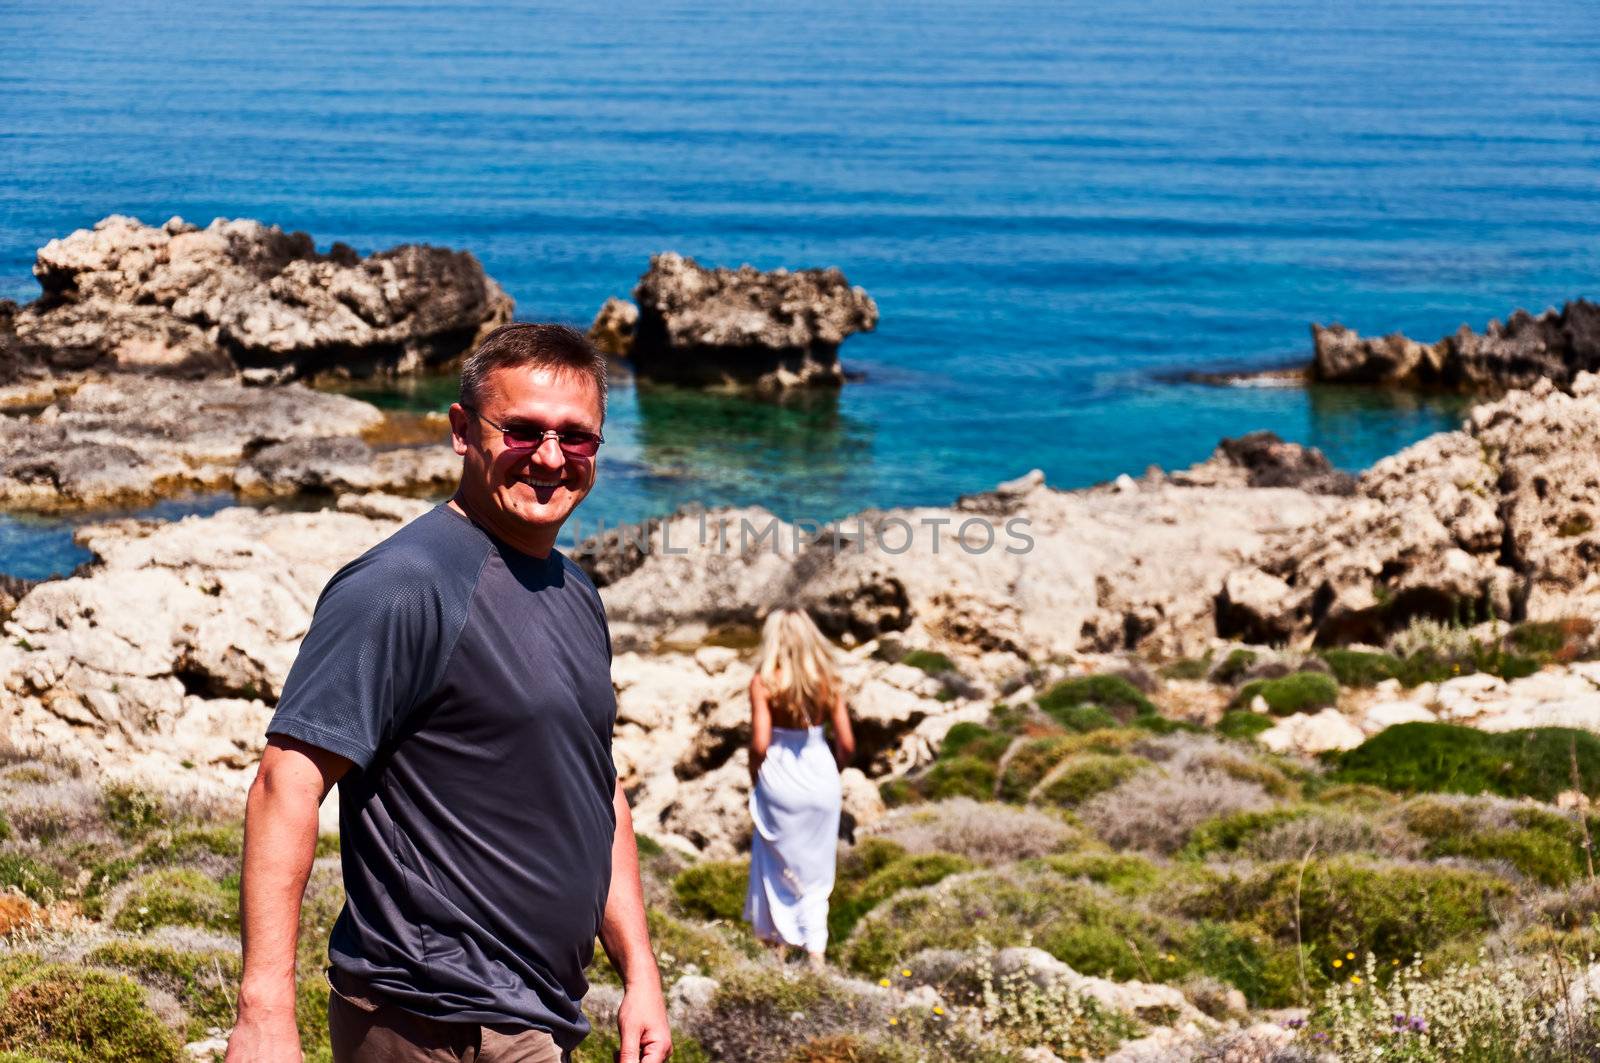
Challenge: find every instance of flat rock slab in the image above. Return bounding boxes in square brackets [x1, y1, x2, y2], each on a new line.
[0, 375, 453, 511]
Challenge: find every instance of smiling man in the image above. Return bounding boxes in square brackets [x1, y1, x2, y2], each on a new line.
[226, 324, 670, 1063]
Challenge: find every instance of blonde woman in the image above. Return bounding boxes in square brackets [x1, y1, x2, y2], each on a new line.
[744, 607, 856, 968]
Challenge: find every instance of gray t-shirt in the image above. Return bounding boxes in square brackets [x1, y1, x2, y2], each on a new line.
[267, 504, 617, 1050]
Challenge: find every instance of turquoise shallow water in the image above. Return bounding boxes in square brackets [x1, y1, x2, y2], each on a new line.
[2, 0, 1597, 577]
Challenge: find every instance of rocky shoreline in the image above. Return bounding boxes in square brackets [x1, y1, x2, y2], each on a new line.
[3, 217, 1600, 1060]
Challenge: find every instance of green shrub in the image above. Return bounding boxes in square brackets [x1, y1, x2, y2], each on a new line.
[0, 852, 67, 904]
[1215, 711, 1274, 740]
[922, 756, 997, 801]
[1041, 852, 1162, 896]
[0, 810, 10, 843]
[1211, 649, 1259, 684]
[1320, 650, 1402, 688]
[1426, 828, 1579, 888]
[1131, 715, 1200, 735]
[1390, 649, 1458, 687]
[1233, 673, 1339, 716]
[1035, 754, 1146, 807]
[997, 737, 1074, 802]
[1038, 675, 1156, 724]
[1182, 808, 1309, 860]
[878, 778, 920, 808]
[842, 867, 1187, 982]
[695, 964, 875, 1063]
[1180, 857, 1514, 961]
[100, 784, 169, 840]
[0, 964, 182, 1062]
[136, 824, 244, 866]
[828, 847, 973, 948]
[1160, 655, 1213, 681]
[671, 860, 750, 921]
[1332, 724, 1600, 801]
[1509, 618, 1594, 662]
[901, 650, 956, 675]
[938, 723, 1011, 764]
[1047, 704, 1124, 734]
[1185, 921, 1311, 1007]
[111, 868, 240, 933]
[86, 941, 241, 1039]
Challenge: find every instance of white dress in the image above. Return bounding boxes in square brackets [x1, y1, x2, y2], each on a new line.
[744, 724, 842, 953]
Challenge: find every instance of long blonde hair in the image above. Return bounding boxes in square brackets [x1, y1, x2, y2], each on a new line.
[756, 607, 840, 725]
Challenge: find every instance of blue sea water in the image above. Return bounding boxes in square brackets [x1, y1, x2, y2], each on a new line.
[2, 0, 1598, 577]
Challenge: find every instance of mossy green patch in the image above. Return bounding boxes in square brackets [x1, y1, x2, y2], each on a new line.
[1034, 754, 1147, 807]
[0, 851, 67, 904]
[1320, 649, 1402, 688]
[1233, 672, 1339, 716]
[828, 842, 973, 950]
[921, 755, 997, 801]
[1041, 852, 1163, 896]
[1185, 921, 1311, 1007]
[1215, 711, 1274, 740]
[1332, 723, 1600, 801]
[997, 737, 1074, 802]
[672, 860, 750, 922]
[901, 649, 956, 675]
[1047, 704, 1124, 734]
[842, 867, 1187, 982]
[1181, 808, 1310, 860]
[1180, 857, 1514, 962]
[938, 723, 1011, 764]
[0, 963, 183, 1063]
[99, 783, 170, 840]
[86, 941, 241, 1039]
[1038, 675, 1156, 724]
[111, 868, 240, 933]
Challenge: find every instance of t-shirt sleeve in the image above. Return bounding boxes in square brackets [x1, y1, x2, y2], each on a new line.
[267, 551, 469, 770]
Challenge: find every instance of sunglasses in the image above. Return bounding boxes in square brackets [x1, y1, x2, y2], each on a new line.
[462, 405, 605, 458]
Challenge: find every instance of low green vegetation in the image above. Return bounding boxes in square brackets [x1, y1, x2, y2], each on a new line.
[1332, 723, 1600, 801]
[1233, 672, 1339, 716]
[1034, 753, 1146, 807]
[4, 628, 1599, 1061]
[1037, 675, 1156, 724]
[901, 649, 956, 675]
[0, 961, 183, 1063]
[672, 860, 750, 922]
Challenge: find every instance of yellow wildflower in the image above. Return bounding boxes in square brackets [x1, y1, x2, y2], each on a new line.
[901, 968, 912, 977]
[1332, 959, 1343, 969]
[879, 978, 891, 987]
[1351, 975, 1363, 985]
[888, 1017, 899, 1026]
[933, 1006, 945, 1016]
[1346, 951, 1355, 960]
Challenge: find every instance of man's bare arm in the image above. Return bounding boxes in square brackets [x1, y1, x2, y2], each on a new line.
[599, 782, 672, 1063]
[226, 735, 352, 1063]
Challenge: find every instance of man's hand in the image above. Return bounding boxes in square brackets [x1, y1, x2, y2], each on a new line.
[599, 782, 673, 1062]
[223, 1004, 302, 1063]
[617, 976, 672, 1063]
[225, 735, 350, 1063]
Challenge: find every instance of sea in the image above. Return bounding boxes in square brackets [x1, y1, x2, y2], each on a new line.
[2, 0, 1597, 578]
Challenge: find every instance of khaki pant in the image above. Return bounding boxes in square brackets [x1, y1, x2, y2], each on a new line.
[327, 969, 567, 1063]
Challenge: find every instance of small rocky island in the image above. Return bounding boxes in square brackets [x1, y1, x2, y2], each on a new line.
[1312, 297, 1600, 390]
[590, 252, 879, 390]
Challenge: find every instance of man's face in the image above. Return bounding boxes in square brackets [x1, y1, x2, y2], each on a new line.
[449, 364, 603, 541]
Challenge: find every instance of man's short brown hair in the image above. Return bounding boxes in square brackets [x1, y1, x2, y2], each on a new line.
[459, 323, 608, 419]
